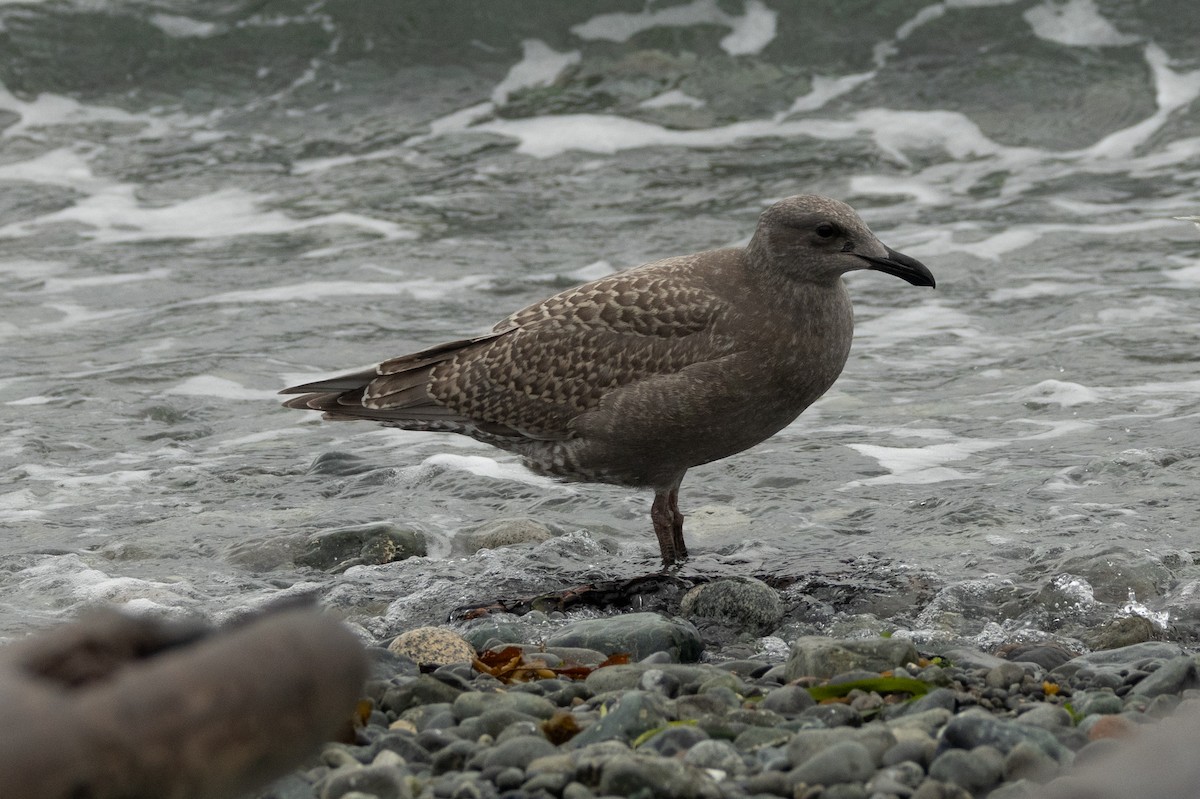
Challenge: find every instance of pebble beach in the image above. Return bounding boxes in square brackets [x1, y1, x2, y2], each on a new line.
[257, 577, 1200, 799]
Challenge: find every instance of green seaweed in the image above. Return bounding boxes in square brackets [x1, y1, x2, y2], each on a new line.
[806, 676, 931, 701]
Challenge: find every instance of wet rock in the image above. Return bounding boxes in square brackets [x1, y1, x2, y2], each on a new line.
[996, 643, 1075, 671]
[939, 647, 1011, 671]
[452, 690, 556, 721]
[760, 683, 817, 716]
[459, 616, 527, 650]
[1014, 703, 1072, 730]
[732, 725, 791, 752]
[679, 577, 783, 635]
[453, 518, 554, 556]
[480, 735, 558, 770]
[1079, 692, 1123, 716]
[547, 612, 703, 662]
[939, 710, 1072, 764]
[296, 522, 426, 572]
[786, 727, 894, 768]
[911, 779, 973, 799]
[640, 724, 709, 756]
[1080, 615, 1159, 651]
[1079, 713, 1139, 740]
[1052, 641, 1187, 678]
[797, 702, 862, 728]
[985, 661, 1026, 689]
[902, 687, 957, 716]
[1129, 655, 1200, 697]
[682, 738, 745, 774]
[888, 708, 953, 738]
[883, 734, 937, 768]
[929, 745, 1003, 794]
[585, 663, 726, 694]
[1003, 739, 1061, 783]
[789, 740, 875, 787]
[381, 667, 460, 710]
[388, 628, 474, 667]
[318, 764, 411, 799]
[785, 636, 919, 680]
[568, 690, 670, 749]
[597, 753, 721, 799]
[866, 761, 925, 795]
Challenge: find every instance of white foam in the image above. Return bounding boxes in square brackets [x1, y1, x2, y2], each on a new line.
[787, 72, 875, 114]
[639, 90, 707, 110]
[848, 175, 949, 206]
[718, 0, 777, 56]
[163, 376, 281, 402]
[149, 13, 219, 38]
[571, 0, 777, 57]
[0, 259, 67, 278]
[16, 463, 154, 489]
[0, 149, 414, 243]
[5, 395, 57, 406]
[1024, 0, 1139, 47]
[195, 274, 491, 304]
[1012, 379, 1100, 407]
[529, 259, 616, 284]
[989, 280, 1079, 301]
[40, 267, 172, 293]
[492, 40, 581, 105]
[416, 453, 563, 489]
[853, 302, 976, 347]
[0, 80, 170, 139]
[17, 554, 196, 609]
[472, 112, 862, 158]
[845, 438, 1002, 486]
[1086, 45, 1200, 159]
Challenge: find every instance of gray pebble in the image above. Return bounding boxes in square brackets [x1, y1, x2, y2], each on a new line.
[1014, 703, 1072, 730]
[911, 777, 974, 799]
[562, 781, 595, 799]
[319, 764, 411, 799]
[481, 735, 557, 770]
[790, 740, 875, 787]
[679, 577, 784, 635]
[929, 745, 1003, 794]
[786, 636, 919, 680]
[567, 691, 669, 749]
[1080, 692, 1123, 716]
[883, 736, 936, 769]
[547, 613, 703, 663]
[1003, 740, 1060, 783]
[683, 738, 745, 774]
[1129, 655, 1200, 697]
[902, 687, 957, 716]
[866, 761, 925, 795]
[452, 691, 556, 721]
[985, 662, 1026, 689]
[760, 684, 816, 716]
[639, 724, 709, 756]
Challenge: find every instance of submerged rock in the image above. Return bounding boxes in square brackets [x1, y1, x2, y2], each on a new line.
[679, 576, 783, 635]
[785, 636, 919, 680]
[547, 612, 703, 662]
[296, 522, 427, 572]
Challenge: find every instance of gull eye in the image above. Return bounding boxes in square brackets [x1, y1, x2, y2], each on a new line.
[815, 222, 837, 239]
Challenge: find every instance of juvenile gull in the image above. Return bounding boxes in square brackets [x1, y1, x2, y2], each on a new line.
[282, 195, 935, 566]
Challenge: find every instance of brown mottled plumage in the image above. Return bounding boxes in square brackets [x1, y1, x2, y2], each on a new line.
[282, 195, 935, 566]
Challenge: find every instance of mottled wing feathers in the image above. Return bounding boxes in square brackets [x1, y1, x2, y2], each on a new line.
[282, 253, 741, 440]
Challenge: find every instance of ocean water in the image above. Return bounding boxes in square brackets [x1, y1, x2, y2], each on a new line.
[2, 0, 1199, 651]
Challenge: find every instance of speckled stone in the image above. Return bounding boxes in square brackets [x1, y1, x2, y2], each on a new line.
[387, 627, 475, 666]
